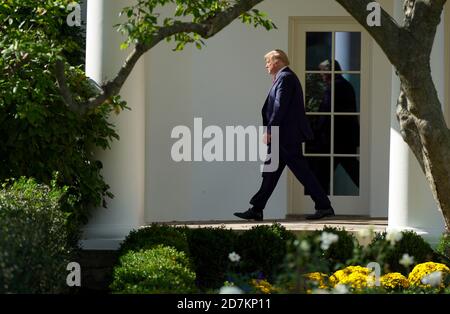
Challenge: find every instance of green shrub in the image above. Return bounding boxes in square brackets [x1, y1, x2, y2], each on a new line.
[185, 226, 238, 290]
[269, 222, 297, 244]
[300, 226, 358, 271]
[0, 177, 74, 293]
[436, 233, 450, 260]
[236, 224, 294, 280]
[110, 245, 196, 294]
[322, 226, 358, 269]
[368, 231, 435, 274]
[118, 223, 189, 256]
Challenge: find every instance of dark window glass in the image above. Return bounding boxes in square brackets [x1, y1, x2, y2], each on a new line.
[306, 32, 332, 71]
[334, 157, 360, 195]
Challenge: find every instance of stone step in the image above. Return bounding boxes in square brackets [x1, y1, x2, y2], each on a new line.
[165, 216, 387, 236]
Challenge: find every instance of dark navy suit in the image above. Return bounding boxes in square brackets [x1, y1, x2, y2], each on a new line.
[250, 67, 332, 211]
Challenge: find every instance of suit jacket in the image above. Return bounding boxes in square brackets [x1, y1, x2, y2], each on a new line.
[262, 67, 313, 148]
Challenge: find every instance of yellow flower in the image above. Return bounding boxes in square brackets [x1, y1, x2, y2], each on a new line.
[329, 266, 370, 288]
[408, 262, 450, 288]
[380, 273, 410, 289]
[305, 272, 329, 289]
[339, 272, 369, 290]
[250, 279, 277, 294]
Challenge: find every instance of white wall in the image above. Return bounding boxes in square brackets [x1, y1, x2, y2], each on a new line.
[145, 0, 393, 222]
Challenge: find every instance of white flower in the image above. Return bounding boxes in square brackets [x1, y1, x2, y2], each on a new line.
[228, 252, 240, 263]
[320, 232, 339, 250]
[357, 228, 374, 239]
[386, 230, 403, 245]
[421, 271, 442, 288]
[219, 286, 243, 294]
[358, 228, 375, 247]
[300, 240, 311, 252]
[399, 253, 414, 268]
[333, 284, 349, 294]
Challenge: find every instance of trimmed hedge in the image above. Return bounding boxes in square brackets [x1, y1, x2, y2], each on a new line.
[0, 177, 74, 293]
[110, 245, 196, 294]
[185, 226, 237, 290]
[236, 223, 293, 280]
[112, 223, 295, 292]
[118, 223, 189, 256]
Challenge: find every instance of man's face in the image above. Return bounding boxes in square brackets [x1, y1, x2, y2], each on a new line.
[319, 65, 331, 83]
[265, 57, 281, 76]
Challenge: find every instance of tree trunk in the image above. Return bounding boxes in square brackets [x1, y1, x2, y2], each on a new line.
[397, 67, 450, 232]
[336, 0, 450, 233]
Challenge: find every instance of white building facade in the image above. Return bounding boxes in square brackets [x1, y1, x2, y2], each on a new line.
[82, 0, 450, 249]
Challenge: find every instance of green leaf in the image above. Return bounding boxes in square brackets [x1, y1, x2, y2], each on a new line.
[174, 42, 185, 51]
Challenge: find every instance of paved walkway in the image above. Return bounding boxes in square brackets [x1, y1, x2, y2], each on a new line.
[165, 216, 387, 234]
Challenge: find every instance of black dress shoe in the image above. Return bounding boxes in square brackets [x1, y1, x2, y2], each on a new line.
[306, 208, 335, 220]
[234, 208, 263, 221]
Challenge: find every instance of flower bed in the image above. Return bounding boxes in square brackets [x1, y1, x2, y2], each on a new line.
[111, 224, 450, 294]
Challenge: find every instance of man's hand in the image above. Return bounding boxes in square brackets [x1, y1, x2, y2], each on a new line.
[263, 132, 271, 145]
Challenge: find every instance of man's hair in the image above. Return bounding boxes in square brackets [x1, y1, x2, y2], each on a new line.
[264, 49, 290, 66]
[319, 59, 342, 72]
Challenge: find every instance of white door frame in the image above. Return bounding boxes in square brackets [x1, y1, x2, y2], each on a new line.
[287, 16, 372, 216]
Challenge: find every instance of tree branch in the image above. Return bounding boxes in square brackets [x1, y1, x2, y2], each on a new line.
[83, 43, 148, 111]
[84, 0, 264, 113]
[335, 0, 410, 71]
[403, 0, 447, 52]
[55, 59, 79, 112]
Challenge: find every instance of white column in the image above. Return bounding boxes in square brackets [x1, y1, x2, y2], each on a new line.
[335, 32, 354, 71]
[388, 1, 445, 244]
[83, 0, 146, 249]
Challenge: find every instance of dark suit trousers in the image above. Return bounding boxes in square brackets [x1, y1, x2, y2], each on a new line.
[250, 143, 331, 211]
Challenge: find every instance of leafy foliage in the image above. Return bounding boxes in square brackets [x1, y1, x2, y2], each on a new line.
[367, 231, 435, 274]
[236, 224, 292, 280]
[436, 234, 450, 260]
[0, 177, 74, 293]
[269, 222, 297, 243]
[113, 224, 297, 292]
[116, 0, 277, 50]
[110, 245, 197, 294]
[322, 226, 358, 269]
[0, 0, 127, 227]
[300, 226, 358, 271]
[185, 226, 238, 290]
[276, 228, 355, 293]
[118, 223, 190, 256]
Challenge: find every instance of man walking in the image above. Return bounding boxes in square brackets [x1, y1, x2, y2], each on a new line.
[234, 50, 335, 221]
